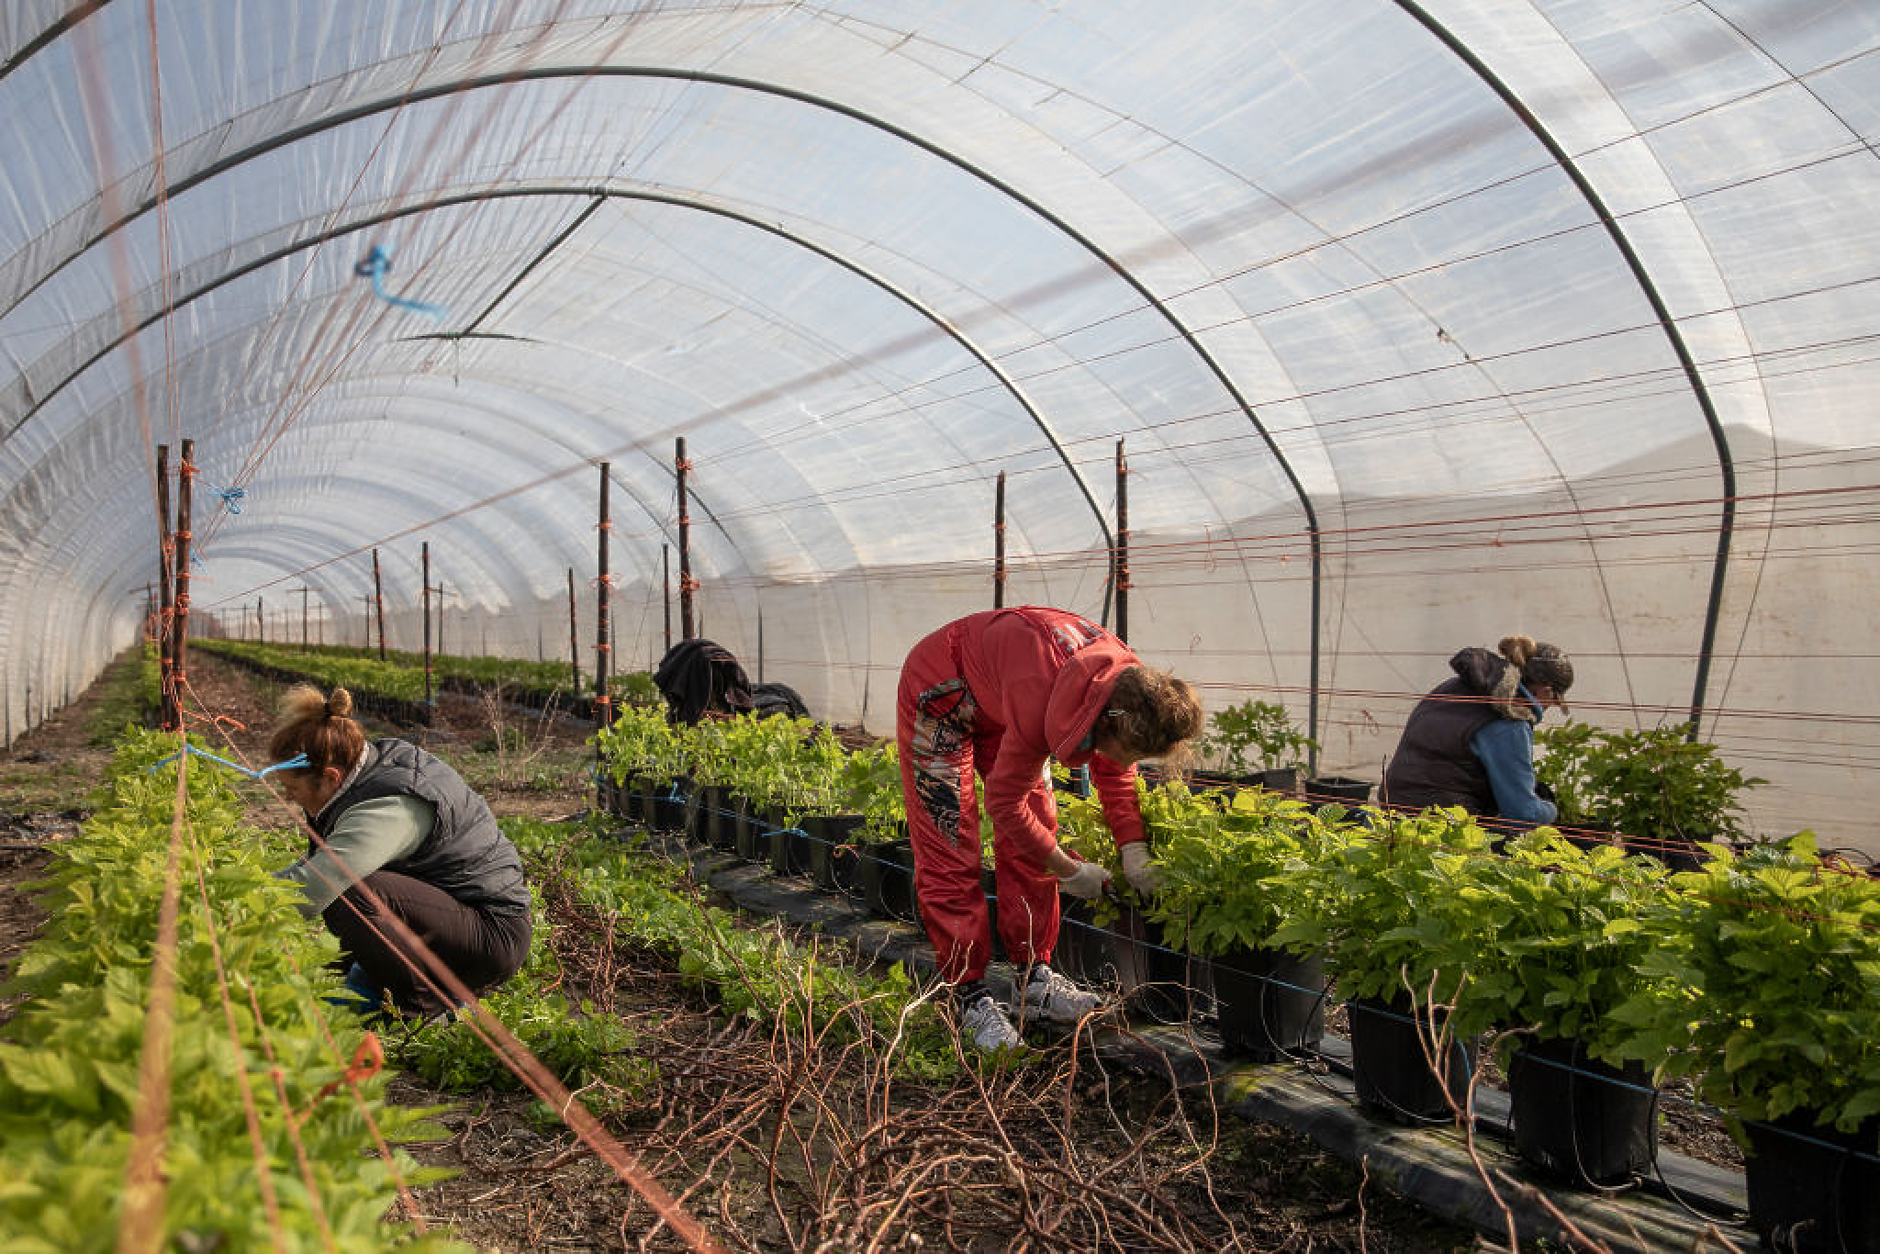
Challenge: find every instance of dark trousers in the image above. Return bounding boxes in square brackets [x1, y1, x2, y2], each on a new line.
[322, 869, 532, 1015]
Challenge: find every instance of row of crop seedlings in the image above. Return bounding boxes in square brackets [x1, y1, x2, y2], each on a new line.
[0, 728, 448, 1249]
[194, 638, 658, 724]
[595, 704, 1880, 1253]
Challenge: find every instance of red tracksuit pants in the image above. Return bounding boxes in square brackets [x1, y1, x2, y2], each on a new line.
[897, 635, 1059, 985]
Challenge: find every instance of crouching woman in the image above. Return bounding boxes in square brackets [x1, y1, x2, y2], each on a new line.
[270, 684, 531, 1017]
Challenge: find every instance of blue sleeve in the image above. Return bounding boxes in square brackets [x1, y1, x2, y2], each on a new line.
[1469, 719, 1557, 825]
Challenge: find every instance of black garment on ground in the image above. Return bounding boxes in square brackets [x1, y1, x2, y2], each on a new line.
[1381, 647, 1520, 815]
[752, 681, 810, 720]
[324, 869, 532, 1016]
[653, 638, 756, 724]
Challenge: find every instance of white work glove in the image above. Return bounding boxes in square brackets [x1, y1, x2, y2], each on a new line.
[1119, 841, 1161, 895]
[1055, 858, 1111, 901]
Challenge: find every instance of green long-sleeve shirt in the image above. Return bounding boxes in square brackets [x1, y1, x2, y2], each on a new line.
[278, 794, 435, 918]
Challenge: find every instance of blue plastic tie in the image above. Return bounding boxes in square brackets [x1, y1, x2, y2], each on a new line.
[202, 482, 246, 514]
[354, 245, 446, 320]
[148, 745, 309, 781]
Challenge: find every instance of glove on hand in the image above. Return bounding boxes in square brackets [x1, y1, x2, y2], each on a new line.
[1534, 779, 1557, 803]
[1119, 841, 1161, 895]
[1055, 858, 1111, 901]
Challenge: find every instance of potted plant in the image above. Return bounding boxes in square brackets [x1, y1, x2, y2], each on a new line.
[1199, 699, 1318, 792]
[1610, 834, 1880, 1250]
[1454, 829, 1671, 1184]
[1535, 723, 1764, 868]
[1272, 805, 1497, 1123]
[841, 743, 915, 920]
[1143, 785, 1351, 1060]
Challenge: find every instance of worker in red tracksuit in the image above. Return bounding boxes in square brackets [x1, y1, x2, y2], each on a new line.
[897, 605, 1204, 1051]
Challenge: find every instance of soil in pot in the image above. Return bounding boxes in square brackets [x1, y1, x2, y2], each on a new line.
[1743, 1110, 1880, 1254]
[1211, 946, 1327, 1062]
[1506, 1036, 1656, 1186]
[1348, 995, 1473, 1125]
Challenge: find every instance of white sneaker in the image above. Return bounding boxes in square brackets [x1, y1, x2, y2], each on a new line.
[960, 993, 1022, 1052]
[1019, 964, 1104, 1025]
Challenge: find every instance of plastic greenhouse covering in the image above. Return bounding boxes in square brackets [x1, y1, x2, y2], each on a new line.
[1, 1, 1877, 851]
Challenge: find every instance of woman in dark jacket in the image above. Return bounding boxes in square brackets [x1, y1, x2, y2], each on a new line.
[270, 684, 531, 1017]
[1382, 635, 1573, 828]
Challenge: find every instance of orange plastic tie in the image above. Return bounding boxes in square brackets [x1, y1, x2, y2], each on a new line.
[296, 1032, 384, 1126]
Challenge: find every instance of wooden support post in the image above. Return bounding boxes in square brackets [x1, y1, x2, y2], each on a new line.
[294, 585, 311, 650]
[595, 463, 613, 731]
[1114, 439, 1129, 644]
[994, 469, 1007, 609]
[662, 544, 671, 653]
[256, 596, 264, 647]
[676, 439, 695, 640]
[567, 567, 580, 691]
[172, 439, 194, 727]
[156, 444, 176, 730]
[422, 542, 433, 705]
[372, 548, 387, 661]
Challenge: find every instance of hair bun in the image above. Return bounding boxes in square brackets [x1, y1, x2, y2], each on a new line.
[326, 687, 355, 719]
[1497, 635, 1538, 667]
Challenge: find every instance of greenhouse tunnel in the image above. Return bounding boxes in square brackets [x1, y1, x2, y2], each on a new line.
[1, 0, 1877, 851]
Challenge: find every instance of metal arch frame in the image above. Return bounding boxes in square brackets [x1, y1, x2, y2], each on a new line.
[1393, 0, 1736, 737]
[9, 183, 1117, 601]
[1, 64, 1319, 743]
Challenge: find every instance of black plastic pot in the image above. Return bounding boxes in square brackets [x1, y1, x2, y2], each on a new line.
[803, 814, 864, 892]
[1348, 995, 1473, 1125]
[690, 784, 737, 852]
[1229, 767, 1299, 793]
[732, 794, 765, 861]
[1112, 907, 1210, 1024]
[1507, 1036, 1656, 1185]
[1305, 775, 1373, 805]
[980, 865, 1008, 963]
[648, 777, 689, 833]
[766, 808, 813, 878]
[1211, 945, 1327, 1062]
[857, 836, 918, 922]
[1744, 1110, 1880, 1253]
[1053, 899, 1110, 984]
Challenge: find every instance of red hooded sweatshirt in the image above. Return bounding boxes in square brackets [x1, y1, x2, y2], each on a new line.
[941, 606, 1146, 863]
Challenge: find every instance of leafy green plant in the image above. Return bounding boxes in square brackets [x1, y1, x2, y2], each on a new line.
[1450, 829, 1671, 1060]
[1141, 786, 1352, 958]
[1609, 834, 1880, 1137]
[0, 727, 452, 1249]
[1270, 806, 1497, 1007]
[1199, 699, 1318, 777]
[1535, 723, 1764, 844]
[835, 742, 906, 842]
[508, 816, 957, 1081]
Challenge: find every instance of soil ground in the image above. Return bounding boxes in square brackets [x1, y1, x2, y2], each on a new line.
[0, 648, 1737, 1250]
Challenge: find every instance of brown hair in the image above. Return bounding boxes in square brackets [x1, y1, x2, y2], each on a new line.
[268, 684, 366, 777]
[1103, 666, 1205, 773]
[1498, 635, 1574, 695]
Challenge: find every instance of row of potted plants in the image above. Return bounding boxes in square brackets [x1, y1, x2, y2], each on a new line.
[592, 704, 1873, 1249]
